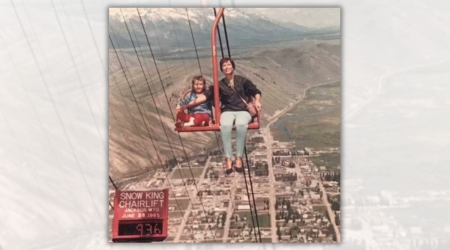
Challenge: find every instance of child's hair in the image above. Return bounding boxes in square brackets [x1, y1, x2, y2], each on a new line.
[191, 75, 206, 92]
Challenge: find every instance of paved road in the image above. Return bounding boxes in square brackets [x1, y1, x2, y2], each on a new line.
[222, 176, 239, 242]
[263, 127, 278, 243]
[174, 157, 212, 242]
[319, 181, 341, 242]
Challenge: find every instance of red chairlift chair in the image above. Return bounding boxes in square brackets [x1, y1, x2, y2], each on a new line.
[175, 86, 261, 132]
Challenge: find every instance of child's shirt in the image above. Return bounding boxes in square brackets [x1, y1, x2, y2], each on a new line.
[179, 91, 212, 116]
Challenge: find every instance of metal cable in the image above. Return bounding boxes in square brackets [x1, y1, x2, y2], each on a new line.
[109, 33, 189, 230]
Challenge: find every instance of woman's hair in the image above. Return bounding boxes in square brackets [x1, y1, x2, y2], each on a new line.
[191, 75, 206, 91]
[219, 57, 235, 72]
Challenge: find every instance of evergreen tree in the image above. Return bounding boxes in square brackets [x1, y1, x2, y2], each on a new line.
[221, 212, 226, 226]
[335, 215, 340, 226]
[277, 226, 281, 241]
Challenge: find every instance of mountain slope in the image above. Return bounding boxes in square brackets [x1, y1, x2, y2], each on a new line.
[109, 42, 340, 179]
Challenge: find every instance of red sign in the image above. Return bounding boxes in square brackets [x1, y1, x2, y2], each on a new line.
[112, 189, 169, 242]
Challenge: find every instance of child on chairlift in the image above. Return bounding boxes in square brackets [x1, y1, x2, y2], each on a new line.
[175, 76, 212, 128]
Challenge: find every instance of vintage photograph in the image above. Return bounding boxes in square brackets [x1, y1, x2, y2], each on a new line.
[108, 7, 340, 243]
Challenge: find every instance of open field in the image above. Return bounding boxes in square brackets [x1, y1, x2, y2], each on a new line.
[312, 205, 328, 213]
[273, 81, 340, 150]
[171, 167, 204, 179]
[169, 198, 191, 211]
[261, 238, 273, 243]
[235, 211, 271, 227]
[309, 153, 340, 169]
[169, 211, 185, 218]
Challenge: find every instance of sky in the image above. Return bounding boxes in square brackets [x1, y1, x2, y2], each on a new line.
[109, 8, 341, 28]
[241, 8, 340, 28]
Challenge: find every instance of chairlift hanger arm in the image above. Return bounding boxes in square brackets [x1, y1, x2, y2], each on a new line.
[212, 8, 225, 125]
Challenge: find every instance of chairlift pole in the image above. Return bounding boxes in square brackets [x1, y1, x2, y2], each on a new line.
[211, 8, 225, 126]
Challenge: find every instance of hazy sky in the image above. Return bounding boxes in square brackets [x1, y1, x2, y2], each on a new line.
[242, 8, 340, 28]
[110, 8, 340, 28]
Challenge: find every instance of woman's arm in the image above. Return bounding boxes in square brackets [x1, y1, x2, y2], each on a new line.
[243, 78, 262, 111]
[180, 90, 213, 111]
[178, 94, 192, 112]
[254, 94, 262, 111]
[243, 78, 262, 98]
[254, 93, 261, 102]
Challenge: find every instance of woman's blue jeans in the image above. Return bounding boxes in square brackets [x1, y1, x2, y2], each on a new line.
[220, 111, 252, 159]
